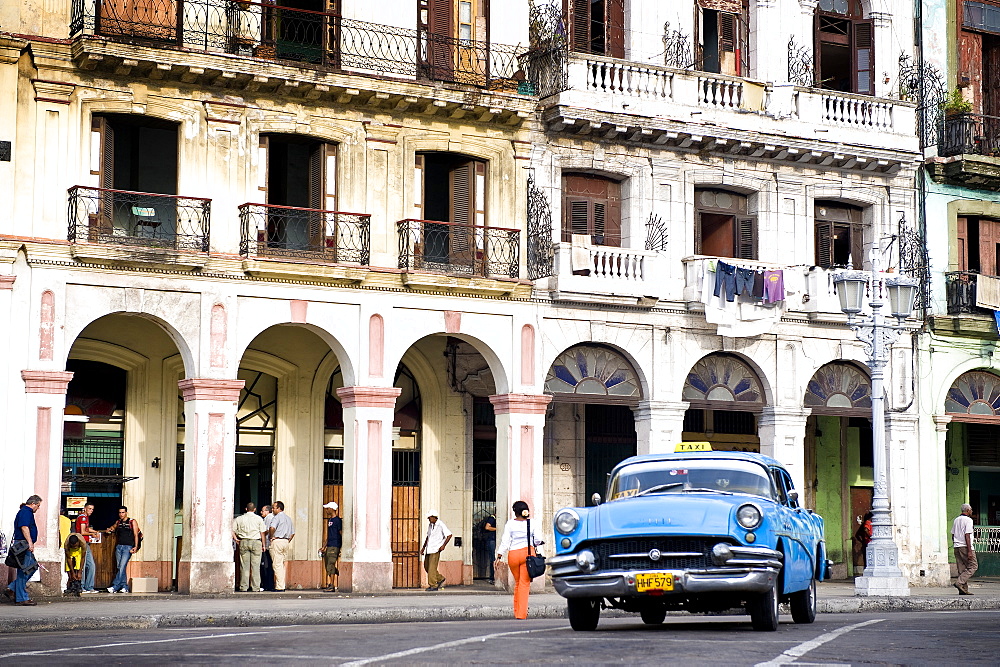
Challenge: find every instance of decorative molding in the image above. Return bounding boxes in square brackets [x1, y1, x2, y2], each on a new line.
[31, 79, 75, 104]
[444, 311, 461, 333]
[22, 370, 74, 394]
[0, 275, 14, 289]
[336, 386, 402, 409]
[178, 378, 245, 402]
[489, 393, 552, 415]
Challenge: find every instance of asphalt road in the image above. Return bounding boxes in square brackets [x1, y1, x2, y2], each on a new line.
[1, 610, 997, 665]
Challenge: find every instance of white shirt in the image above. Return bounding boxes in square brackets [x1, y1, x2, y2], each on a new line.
[953, 514, 974, 549]
[424, 519, 452, 553]
[497, 519, 542, 555]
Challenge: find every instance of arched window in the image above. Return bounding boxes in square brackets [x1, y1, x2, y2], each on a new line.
[804, 361, 872, 413]
[544, 344, 641, 400]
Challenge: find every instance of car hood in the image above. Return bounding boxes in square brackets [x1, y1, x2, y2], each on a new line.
[586, 494, 758, 536]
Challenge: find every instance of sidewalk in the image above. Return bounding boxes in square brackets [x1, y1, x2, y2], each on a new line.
[1, 579, 998, 634]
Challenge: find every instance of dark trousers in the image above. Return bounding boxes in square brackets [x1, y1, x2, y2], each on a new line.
[260, 549, 275, 591]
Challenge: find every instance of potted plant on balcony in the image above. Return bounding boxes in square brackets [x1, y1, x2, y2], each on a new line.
[940, 89, 977, 157]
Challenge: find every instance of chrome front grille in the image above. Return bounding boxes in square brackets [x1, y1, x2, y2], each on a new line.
[588, 537, 716, 571]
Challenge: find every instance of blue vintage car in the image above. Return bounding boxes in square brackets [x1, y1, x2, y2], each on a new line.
[549, 449, 831, 631]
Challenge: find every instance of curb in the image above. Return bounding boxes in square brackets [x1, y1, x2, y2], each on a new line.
[2, 597, 999, 634]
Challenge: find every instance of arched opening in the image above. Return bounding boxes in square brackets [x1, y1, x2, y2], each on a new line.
[544, 344, 641, 506]
[945, 370, 1000, 577]
[682, 353, 763, 452]
[802, 361, 873, 578]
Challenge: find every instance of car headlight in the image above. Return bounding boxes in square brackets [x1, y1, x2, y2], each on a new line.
[736, 504, 762, 529]
[555, 509, 580, 535]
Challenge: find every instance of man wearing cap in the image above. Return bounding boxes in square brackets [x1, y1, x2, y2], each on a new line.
[233, 502, 267, 592]
[419, 510, 452, 591]
[320, 501, 342, 592]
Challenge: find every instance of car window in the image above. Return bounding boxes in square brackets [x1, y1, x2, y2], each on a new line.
[770, 469, 788, 505]
[780, 470, 799, 509]
[608, 459, 774, 501]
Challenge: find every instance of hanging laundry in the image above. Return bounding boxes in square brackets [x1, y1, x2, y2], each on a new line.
[763, 270, 785, 303]
[714, 261, 737, 302]
[735, 267, 755, 296]
[752, 270, 765, 299]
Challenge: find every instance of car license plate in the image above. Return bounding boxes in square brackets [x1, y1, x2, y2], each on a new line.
[635, 572, 673, 592]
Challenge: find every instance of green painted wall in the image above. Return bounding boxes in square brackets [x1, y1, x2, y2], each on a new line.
[815, 415, 845, 564]
[945, 422, 969, 564]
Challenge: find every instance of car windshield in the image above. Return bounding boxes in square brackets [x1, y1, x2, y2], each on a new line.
[608, 459, 774, 501]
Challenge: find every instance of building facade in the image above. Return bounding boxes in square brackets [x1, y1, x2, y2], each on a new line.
[0, 0, 948, 595]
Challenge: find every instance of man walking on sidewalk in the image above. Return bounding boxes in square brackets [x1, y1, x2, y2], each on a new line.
[952, 503, 978, 595]
[268, 501, 294, 592]
[233, 502, 266, 592]
[419, 510, 452, 591]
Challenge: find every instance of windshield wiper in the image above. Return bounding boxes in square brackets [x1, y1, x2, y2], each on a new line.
[681, 487, 733, 495]
[636, 483, 684, 497]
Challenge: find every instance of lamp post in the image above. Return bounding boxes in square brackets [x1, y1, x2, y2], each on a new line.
[833, 257, 917, 598]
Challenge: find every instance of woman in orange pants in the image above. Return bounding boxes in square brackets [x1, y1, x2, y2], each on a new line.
[495, 500, 542, 619]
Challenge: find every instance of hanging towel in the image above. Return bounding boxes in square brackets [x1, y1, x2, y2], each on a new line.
[570, 234, 592, 275]
[977, 274, 1000, 310]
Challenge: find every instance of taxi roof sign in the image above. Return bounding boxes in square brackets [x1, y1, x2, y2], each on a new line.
[674, 442, 712, 453]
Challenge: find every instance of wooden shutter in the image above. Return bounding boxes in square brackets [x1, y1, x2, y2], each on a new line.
[604, 180, 621, 247]
[718, 11, 737, 75]
[853, 19, 874, 95]
[257, 135, 269, 203]
[607, 0, 626, 58]
[92, 116, 114, 238]
[566, 0, 591, 53]
[957, 216, 969, 272]
[815, 221, 833, 268]
[850, 223, 864, 270]
[980, 218, 1000, 276]
[449, 160, 475, 266]
[736, 216, 757, 260]
[414, 153, 425, 219]
[309, 143, 328, 248]
[428, 0, 454, 79]
[694, 211, 703, 254]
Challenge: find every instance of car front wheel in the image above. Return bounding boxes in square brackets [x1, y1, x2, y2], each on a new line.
[567, 597, 601, 631]
[789, 577, 817, 624]
[748, 583, 779, 631]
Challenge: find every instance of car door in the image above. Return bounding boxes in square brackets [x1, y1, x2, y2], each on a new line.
[769, 467, 808, 593]
[778, 468, 815, 591]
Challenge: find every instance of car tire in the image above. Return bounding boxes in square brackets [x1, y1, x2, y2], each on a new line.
[567, 598, 601, 631]
[640, 606, 666, 625]
[789, 577, 817, 624]
[748, 583, 779, 632]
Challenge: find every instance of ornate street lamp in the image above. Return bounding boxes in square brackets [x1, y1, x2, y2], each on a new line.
[833, 264, 916, 597]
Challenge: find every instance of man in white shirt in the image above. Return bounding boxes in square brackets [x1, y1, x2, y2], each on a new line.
[419, 510, 452, 591]
[268, 501, 295, 592]
[951, 503, 978, 595]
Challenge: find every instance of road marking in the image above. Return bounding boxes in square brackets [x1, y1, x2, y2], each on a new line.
[754, 619, 884, 667]
[0, 630, 268, 659]
[339, 625, 567, 666]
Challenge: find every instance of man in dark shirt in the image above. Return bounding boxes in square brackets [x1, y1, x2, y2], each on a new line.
[7, 495, 42, 605]
[320, 502, 342, 592]
[482, 514, 497, 584]
[107, 506, 139, 593]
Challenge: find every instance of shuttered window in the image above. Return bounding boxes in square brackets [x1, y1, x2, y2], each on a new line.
[816, 1, 874, 95]
[957, 216, 1000, 276]
[814, 202, 864, 269]
[562, 173, 621, 246]
[697, 5, 747, 76]
[967, 423, 1000, 465]
[695, 188, 756, 259]
[563, 0, 625, 58]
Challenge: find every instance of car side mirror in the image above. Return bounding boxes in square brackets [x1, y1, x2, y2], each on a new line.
[591, 492, 602, 506]
[788, 489, 799, 503]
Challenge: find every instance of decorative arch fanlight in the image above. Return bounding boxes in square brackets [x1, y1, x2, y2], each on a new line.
[804, 362, 872, 413]
[544, 344, 641, 399]
[945, 371, 1000, 418]
[682, 353, 763, 405]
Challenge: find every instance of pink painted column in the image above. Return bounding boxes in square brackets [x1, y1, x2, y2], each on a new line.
[177, 378, 244, 594]
[489, 393, 552, 592]
[21, 369, 74, 595]
[336, 386, 401, 593]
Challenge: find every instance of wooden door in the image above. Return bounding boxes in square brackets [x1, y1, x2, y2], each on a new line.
[391, 485, 421, 588]
[849, 486, 873, 572]
[978, 218, 1000, 277]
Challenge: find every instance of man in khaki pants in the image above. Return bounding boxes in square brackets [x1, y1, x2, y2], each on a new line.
[232, 502, 266, 592]
[952, 503, 978, 595]
[268, 501, 295, 592]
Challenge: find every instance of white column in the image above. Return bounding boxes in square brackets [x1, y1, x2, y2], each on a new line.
[926, 416, 953, 585]
[490, 393, 551, 592]
[337, 386, 401, 593]
[177, 378, 243, 594]
[632, 400, 689, 455]
[20, 370, 73, 596]
[757, 407, 810, 496]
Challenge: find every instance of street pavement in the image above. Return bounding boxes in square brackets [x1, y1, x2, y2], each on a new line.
[1, 579, 998, 634]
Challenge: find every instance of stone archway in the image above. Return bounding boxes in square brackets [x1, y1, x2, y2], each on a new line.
[681, 353, 764, 452]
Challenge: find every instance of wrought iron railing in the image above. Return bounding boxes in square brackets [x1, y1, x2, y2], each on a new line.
[70, 0, 523, 90]
[975, 526, 1000, 553]
[397, 219, 519, 279]
[940, 112, 1000, 157]
[67, 185, 211, 251]
[239, 203, 369, 264]
[944, 271, 991, 315]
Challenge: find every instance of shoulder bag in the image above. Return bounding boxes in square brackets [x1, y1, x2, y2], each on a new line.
[524, 518, 546, 580]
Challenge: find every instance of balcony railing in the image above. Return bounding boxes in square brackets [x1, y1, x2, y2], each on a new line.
[239, 203, 369, 264]
[397, 219, 519, 279]
[944, 271, 992, 315]
[939, 112, 1000, 158]
[68, 185, 211, 251]
[69, 0, 523, 90]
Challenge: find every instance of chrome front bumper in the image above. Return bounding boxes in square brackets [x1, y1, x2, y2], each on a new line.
[549, 545, 781, 599]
